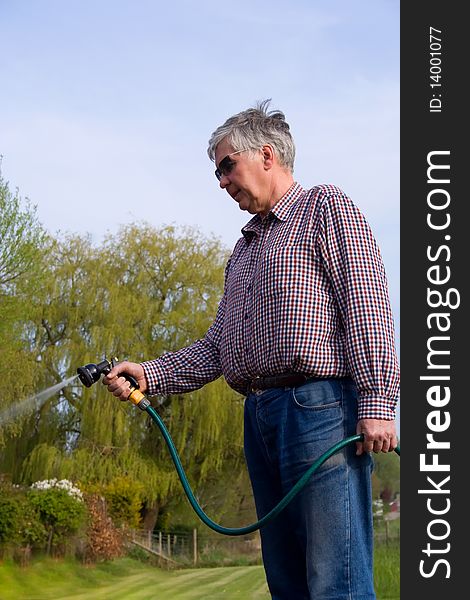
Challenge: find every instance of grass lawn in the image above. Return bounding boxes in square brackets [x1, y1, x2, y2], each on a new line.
[0, 547, 399, 599]
[0, 559, 269, 599]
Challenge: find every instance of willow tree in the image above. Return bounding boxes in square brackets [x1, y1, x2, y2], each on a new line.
[0, 168, 48, 448]
[7, 224, 246, 531]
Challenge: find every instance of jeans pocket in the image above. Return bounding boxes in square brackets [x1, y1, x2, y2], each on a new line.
[292, 378, 342, 410]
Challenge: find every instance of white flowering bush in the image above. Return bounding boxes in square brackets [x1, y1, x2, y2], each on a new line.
[30, 478, 83, 502]
[0, 479, 86, 560]
[28, 479, 87, 554]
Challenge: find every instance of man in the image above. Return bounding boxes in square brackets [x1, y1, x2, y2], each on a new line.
[103, 100, 399, 599]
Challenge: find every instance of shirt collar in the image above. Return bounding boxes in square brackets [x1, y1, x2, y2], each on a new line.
[241, 182, 305, 239]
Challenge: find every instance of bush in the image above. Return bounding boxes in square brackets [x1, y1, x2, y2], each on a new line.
[0, 478, 136, 563]
[100, 477, 144, 529]
[82, 494, 125, 562]
[0, 483, 47, 564]
[28, 482, 86, 555]
[0, 487, 46, 550]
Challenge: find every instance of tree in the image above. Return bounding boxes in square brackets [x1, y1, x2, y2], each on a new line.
[0, 165, 48, 446]
[0, 166, 46, 291]
[2, 223, 246, 532]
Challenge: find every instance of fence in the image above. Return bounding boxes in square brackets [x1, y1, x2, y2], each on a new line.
[132, 519, 399, 567]
[131, 528, 262, 566]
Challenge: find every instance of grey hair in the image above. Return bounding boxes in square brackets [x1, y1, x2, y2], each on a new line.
[207, 99, 295, 172]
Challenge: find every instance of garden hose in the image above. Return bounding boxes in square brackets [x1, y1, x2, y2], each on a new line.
[77, 359, 401, 537]
[144, 403, 400, 536]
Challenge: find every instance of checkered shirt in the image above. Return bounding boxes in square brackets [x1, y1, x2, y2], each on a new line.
[142, 183, 400, 420]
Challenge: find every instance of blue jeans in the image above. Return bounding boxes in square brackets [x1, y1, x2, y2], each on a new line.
[244, 377, 375, 600]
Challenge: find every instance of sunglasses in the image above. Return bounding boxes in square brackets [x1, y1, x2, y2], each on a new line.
[215, 149, 249, 181]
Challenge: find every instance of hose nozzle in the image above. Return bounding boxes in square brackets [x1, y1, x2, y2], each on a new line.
[77, 357, 148, 410]
[77, 358, 114, 387]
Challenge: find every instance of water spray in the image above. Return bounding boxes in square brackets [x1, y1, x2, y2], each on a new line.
[0, 374, 79, 427]
[76, 357, 400, 536]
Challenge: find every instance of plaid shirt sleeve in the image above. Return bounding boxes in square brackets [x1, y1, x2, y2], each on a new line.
[316, 189, 399, 420]
[140, 267, 228, 396]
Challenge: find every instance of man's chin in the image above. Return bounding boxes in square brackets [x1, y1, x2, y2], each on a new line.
[236, 194, 256, 214]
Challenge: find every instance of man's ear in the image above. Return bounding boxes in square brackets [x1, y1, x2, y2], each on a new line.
[261, 144, 275, 170]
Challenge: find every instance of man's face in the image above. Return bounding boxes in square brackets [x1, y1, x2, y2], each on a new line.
[214, 139, 271, 216]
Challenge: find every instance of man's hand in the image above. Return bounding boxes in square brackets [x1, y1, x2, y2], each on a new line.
[102, 360, 147, 401]
[355, 418, 398, 455]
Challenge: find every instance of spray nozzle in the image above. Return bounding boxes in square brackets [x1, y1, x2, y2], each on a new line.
[77, 357, 139, 389]
[77, 357, 147, 409]
[77, 358, 115, 387]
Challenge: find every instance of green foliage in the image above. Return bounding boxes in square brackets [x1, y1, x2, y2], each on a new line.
[0, 486, 46, 548]
[0, 166, 48, 446]
[28, 487, 86, 549]
[20, 444, 64, 483]
[0, 494, 18, 543]
[88, 476, 144, 529]
[0, 165, 46, 292]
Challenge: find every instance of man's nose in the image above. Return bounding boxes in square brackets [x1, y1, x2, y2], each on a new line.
[219, 174, 230, 189]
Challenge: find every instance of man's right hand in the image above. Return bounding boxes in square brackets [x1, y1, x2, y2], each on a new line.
[102, 360, 148, 401]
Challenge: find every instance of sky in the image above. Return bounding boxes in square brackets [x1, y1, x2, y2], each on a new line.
[0, 0, 400, 420]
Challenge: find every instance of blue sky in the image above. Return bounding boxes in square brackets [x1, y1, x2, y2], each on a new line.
[1, 0, 400, 417]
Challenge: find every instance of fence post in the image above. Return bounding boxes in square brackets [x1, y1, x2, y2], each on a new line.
[158, 531, 162, 555]
[193, 528, 198, 566]
[147, 530, 152, 549]
[167, 533, 171, 557]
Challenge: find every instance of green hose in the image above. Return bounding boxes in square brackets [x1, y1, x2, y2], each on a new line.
[145, 404, 400, 537]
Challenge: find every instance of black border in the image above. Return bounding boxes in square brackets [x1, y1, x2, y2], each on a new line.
[400, 3, 466, 596]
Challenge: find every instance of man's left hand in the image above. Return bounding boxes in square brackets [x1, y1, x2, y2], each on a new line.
[355, 419, 398, 455]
